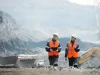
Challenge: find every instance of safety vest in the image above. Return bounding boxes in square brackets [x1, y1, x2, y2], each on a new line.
[67, 42, 78, 58]
[48, 40, 59, 56]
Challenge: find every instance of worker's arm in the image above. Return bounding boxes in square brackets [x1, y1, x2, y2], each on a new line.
[57, 43, 61, 52]
[45, 42, 51, 52]
[65, 43, 68, 58]
[75, 44, 80, 52]
[65, 48, 68, 58]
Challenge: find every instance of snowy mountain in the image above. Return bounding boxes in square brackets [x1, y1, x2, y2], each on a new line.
[0, 11, 37, 41]
[0, 11, 41, 56]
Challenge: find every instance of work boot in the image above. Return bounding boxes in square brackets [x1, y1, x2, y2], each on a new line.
[74, 65, 78, 68]
[54, 62, 58, 66]
[54, 66, 58, 70]
[49, 66, 53, 70]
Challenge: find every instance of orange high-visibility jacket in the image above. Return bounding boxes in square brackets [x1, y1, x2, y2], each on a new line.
[48, 40, 59, 56]
[67, 42, 79, 58]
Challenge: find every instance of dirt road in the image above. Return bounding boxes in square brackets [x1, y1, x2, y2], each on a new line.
[0, 68, 100, 75]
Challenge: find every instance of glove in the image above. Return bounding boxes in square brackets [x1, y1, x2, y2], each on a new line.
[46, 48, 52, 52]
[57, 49, 61, 53]
[46, 48, 50, 52]
[51, 47, 58, 51]
[65, 57, 67, 61]
[50, 49, 53, 52]
[75, 48, 80, 52]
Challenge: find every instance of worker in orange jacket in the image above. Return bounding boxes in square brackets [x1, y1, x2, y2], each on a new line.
[65, 34, 80, 68]
[45, 33, 61, 69]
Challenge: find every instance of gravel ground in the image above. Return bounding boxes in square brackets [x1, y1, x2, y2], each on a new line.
[0, 68, 100, 75]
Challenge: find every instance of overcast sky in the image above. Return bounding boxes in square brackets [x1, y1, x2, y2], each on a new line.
[0, 0, 98, 28]
[0, 0, 100, 42]
[69, 0, 95, 5]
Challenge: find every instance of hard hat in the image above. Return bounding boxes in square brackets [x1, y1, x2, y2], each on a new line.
[53, 33, 59, 37]
[71, 34, 77, 38]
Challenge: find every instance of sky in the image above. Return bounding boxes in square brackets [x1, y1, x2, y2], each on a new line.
[0, 0, 97, 28]
[0, 0, 100, 43]
[69, 0, 95, 5]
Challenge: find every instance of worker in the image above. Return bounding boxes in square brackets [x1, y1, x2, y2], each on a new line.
[45, 33, 61, 70]
[65, 34, 80, 68]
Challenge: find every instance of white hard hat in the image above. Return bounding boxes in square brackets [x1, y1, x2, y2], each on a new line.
[71, 34, 77, 38]
[53, 33, 59, 37]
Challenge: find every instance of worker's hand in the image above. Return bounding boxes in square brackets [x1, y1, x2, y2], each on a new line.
[65, 57, 67, 61]
[50, 49, 53, 52]
[51, 47, 58, 51]
[75, 48, 80, 52]
[57, 49, 61, 53]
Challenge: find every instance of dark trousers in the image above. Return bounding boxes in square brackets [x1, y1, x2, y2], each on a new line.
[68, 57, 78, 68]
[48, 56, 59, 66]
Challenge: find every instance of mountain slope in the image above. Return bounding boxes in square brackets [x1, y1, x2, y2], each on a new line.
[0, 11, 39, 56]
[30, 37, 99, 51]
